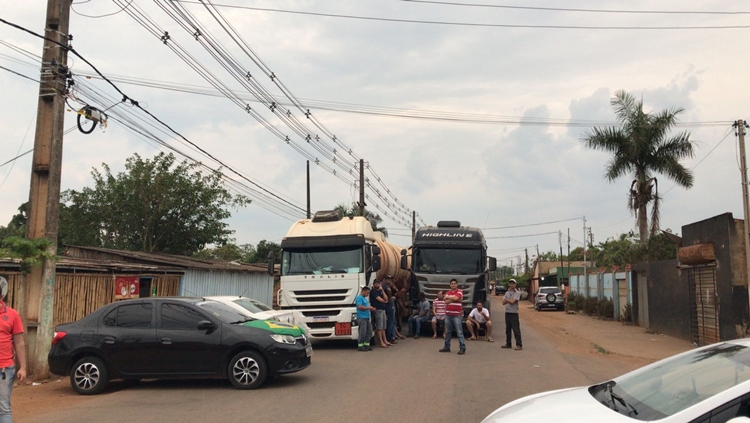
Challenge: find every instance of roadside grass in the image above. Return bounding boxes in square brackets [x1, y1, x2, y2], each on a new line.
[593, 344, 610, 355]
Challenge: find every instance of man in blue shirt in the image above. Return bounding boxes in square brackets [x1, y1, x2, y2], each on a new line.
[356, 286, 376, 351]
[408, 292, 431, 339]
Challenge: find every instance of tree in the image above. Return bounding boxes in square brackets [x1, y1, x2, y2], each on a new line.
[251, 240, 281, 263]
[582, 91, 695, 245]
[60, 152, 250, 256]
[0, 236, 56, 274]
[333, 203, 388, 237]
[0, 203, 27, 241]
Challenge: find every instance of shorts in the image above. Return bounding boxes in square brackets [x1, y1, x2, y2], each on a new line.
[432, 314, 446, 323]
[374, 309, 386, 330]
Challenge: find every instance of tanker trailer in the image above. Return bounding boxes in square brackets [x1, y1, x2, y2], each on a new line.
[269, 210, 408, 340]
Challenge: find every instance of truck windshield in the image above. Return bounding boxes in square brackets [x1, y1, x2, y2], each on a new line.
[282, 247, 363, 276]
[414, 248, 482, 274]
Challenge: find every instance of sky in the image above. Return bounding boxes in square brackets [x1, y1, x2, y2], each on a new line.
[1, 0, 749, 269]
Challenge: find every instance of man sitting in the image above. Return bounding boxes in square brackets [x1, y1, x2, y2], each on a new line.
[467, 301, 492, 342]
[431, 291, 446, 339]
[408, 292, 431, 339]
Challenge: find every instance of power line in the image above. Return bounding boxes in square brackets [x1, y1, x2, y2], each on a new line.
[173, 1, 750, 30]
[483, 217, 582, 230]
[401, 0, 750, 16]
[486, 231, 559, 239]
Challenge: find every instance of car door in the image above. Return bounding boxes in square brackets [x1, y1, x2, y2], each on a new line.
[156, 301, 223, 375]
[97, 301, 158, 375]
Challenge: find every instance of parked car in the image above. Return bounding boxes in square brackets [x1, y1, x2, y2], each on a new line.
[494, 284, 508, 296]
[48, 297, 312, 395]
[206, 295, 301, 325]
[534, 286, 564, 311]
[482, 338, 750, 423]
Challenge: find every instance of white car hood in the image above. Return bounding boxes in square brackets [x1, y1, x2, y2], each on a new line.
[482, 386, 634, 423]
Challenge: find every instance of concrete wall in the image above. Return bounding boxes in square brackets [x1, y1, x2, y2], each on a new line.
[682, 213, 747, 340]
[641, 259, 692, 342]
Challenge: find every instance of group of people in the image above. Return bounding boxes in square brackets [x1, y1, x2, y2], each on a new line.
[355, 275, 409, 351]
[356, 276, 524, 354]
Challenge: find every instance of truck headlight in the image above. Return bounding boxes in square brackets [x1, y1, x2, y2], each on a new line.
[270, 334, 297, 345]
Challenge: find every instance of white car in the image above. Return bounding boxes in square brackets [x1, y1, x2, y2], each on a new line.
[206, 296, 307, 331]
[482, 338, 750, 423]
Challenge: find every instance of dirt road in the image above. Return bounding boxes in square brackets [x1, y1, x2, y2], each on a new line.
[11, 296, 694, 422]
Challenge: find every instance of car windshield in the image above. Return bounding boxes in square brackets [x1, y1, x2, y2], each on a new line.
[282, 246, 362, 276]
[194, 300, 253, 323]
[414, 248, 482, 275]
[601, 342, 750, 420]
[540, 288, 560, 294]
[233, 298, 272, 313]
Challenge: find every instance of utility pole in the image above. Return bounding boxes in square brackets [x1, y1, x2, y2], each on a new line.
[524, 248, 529, 274]
[412, 211, 415, 242]
[24, 0, 72, 379]
[582, 216, 588, 298]
[358, 159, 365, 216]
[306, 161, 311, 219]
[735, 120, 750, 317]
[558, 231, 564, 287]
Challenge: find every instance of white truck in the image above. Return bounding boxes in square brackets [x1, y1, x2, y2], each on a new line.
[268, 210, 408, 340]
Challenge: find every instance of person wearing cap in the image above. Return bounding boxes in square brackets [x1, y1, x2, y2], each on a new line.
[501, 279, 523, 350]
[383, 276, 403, 344]
[369, 279, 391, 348]
[0, 278, 26, 422]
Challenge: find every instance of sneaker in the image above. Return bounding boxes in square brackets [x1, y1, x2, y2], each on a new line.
[439, 348, 450, 353]
[457, 349, 466, 355]
[414, 335, 419, 340]
[515, 346, 523, 350]
[365, 346, 373, 351]
[358, 347, 367, 352]
[501, 344, 512, 349]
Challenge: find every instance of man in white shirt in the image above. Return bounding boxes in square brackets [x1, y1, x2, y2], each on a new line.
[466, 301, 492, 342]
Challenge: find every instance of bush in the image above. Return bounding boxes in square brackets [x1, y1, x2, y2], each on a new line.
[598, 298, 614, 319]
[566, 292, 578, 311]
[584, 297, 599, 315]
[575, 293, 586, 311]
[621, 303, 633, 323]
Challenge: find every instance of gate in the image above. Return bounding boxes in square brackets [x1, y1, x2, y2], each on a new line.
[688, 265, 719, 346]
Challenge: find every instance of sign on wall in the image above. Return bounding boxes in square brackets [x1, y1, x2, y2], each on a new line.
[115, 276, 140, 300]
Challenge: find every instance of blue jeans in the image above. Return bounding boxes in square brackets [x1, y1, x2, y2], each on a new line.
[0, 366, 15, 423]
[443, 315, 466, 351]
[408, 315, 430, 336]
[386, 307, 397, 341]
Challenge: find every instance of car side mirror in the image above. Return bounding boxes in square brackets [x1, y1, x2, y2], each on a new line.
[197, 320, 217, 332]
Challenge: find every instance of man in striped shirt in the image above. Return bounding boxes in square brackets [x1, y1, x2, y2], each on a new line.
[439, 279, 466, 355]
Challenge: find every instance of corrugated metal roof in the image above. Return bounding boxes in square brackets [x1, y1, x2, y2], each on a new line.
[65, 246, 268, 273]
[0, 256, 184, 274]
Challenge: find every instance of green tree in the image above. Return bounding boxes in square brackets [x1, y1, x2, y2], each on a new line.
[582, 90, 695, 245]
[60, 152, 250, 256]
[251, 240, 281, 263]
[0, 236, 56, 274]
[0, 203, 27, 241]
[333, 203, 388, 237]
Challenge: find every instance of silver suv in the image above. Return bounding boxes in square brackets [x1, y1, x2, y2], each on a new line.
[534, 286, 564, 311]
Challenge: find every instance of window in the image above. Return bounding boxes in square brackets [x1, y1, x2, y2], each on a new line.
[161, 303, 206, 330]
[414, 248, 482, 275]
[103, 303, 153, 329]
[282, 247, 363, 276]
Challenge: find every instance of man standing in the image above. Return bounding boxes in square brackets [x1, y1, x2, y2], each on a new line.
[439, 279, 466, 355]
[356, 286, 376, 351]
[407, 292, 430, 339]
[501, 279, 523, 350]
[466, 301, 492, 342]
[0, 278, 26, 423]
[369, 279, 391, 348]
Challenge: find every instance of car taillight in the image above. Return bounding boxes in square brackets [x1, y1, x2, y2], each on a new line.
[51, 331, 66, 346]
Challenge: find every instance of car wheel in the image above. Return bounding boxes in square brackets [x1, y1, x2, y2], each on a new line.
[228, 351, 267, 390]
[546, 293, 556, 303]
[70, 356, 109, 395]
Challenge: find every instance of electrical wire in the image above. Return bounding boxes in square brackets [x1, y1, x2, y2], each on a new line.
[173, 1, 750, 30]
[483, 217, 582, 230]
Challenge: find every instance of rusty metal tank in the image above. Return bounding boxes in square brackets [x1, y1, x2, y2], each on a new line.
[373, 232, 410, 288]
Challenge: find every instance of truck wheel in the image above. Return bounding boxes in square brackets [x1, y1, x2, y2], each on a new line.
[70, 356, 109, 395]
[228, 351, 267, 390]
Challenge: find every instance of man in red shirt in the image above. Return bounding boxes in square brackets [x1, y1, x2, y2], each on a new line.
[439, 279, 466, 355]
[0, 280, 26, 423]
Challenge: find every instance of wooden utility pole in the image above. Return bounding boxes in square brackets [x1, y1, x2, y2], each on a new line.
[736, 120, 750, 317]
[412, 211, 415, 242]
[306, 160, 311, 219]
[24, 0, 71, 379]
[358, 159, 365, 216]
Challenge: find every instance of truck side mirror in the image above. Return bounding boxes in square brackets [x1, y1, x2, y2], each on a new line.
[267, 251, 275, 276]
[488, 257, 497, 271]
[372, 255, 381, 272]
[400, 255, 408, 270]
[400, 249, 407, 255]
[372, 245, 381, 255]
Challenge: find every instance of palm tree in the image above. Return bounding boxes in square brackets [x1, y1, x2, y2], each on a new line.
[333, 203, 389, 238]
[582, 90, 695, 246]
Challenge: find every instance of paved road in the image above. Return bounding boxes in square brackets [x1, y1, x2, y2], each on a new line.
[24, 297, 636, 423]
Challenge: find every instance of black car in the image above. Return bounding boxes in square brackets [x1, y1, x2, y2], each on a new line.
[494, 284, 508, 296]
[48, 297, 312, 395]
